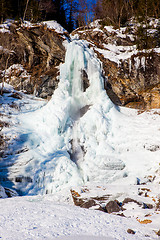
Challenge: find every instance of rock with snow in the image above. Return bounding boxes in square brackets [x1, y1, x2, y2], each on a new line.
[0, 185, 7, 198]
[81, 199, 97, 209]
[4, 187, 19, 198]
[72, 19, 160, 110]
[0, 20, 69, 98]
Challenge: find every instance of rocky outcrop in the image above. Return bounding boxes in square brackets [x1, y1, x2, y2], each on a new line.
[105, 200, 121, 213]
[0, 185, 18, 198]
[0, 185, 7, 198]
[72, 20, 160, 109]
[0, 21, 69, 98]
[1, 19, 160, 109]
[99, 50, 160, 109]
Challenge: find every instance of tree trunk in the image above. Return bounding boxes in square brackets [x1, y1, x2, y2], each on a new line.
[23, 0, 30, 22]
[0, 54, 10, 96]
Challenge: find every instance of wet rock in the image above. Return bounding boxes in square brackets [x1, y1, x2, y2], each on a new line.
[81, 199, 97, 209]
[127, 229, 135, 234]
[36, 70, 59, 99]
[4, 187, 18, 197]
[0, 185, 7, 198]
[105, 200, 121, 213]
[142, 203, 153, 209]
[81, 69, 90, 91]
[157, 230, 160, 236]
[122, 198, 142, 206]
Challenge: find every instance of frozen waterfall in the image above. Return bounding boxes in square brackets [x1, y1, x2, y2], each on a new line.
[5, 40, 126, 195]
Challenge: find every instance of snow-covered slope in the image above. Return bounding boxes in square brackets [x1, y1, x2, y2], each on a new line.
[0, 194, 159, 240]
[71, 19, 160, 109]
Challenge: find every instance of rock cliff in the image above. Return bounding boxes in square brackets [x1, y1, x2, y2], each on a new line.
[0, 19, 160, 109]
[0, 20, 69, 99]
[72, 20, 160, 109]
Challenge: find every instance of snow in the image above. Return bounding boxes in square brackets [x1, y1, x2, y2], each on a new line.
[104, 26, 134, 41]
[155, 48, 160, 53]
[89, 19, 101, 29]
[0, 194, 158, 240]
[0, 28, 10, 33]
[0, 21, 11, 33]
[42, 21, 67, 34]
[95, 44, 137, 65]
[21, 20, 68, 34]
[0, 82, 14, 92]
[72, 19, 159, 67]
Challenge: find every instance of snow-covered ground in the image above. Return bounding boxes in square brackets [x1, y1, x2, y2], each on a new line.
[0, 19, 68, 35]
[0, 193, 159, 240]
[72, 19, 160, 67]
[0, 38, 160, 239]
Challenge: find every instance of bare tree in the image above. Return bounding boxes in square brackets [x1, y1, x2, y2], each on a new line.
[0, 52, 11, 96]
[23, 0, 30, 22]
[76, 0, 92, 27]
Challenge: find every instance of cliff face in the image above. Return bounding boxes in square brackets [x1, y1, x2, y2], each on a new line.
[72, 20, 160, 109]
[0, 19, 160, 109]
[0, 20, 69, 99]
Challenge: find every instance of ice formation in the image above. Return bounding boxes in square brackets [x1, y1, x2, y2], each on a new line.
[3, 40, 127, 195]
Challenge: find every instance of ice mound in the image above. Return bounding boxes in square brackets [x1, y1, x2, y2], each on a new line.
[7, 40, 126, 195]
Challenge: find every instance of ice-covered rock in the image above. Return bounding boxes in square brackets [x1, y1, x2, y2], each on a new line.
[0, 185, 7, 198]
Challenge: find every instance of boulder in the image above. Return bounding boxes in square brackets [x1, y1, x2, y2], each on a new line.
[81, 199, 97, 209]
[4, 187, 19, 197]
[127, 229, 135, 234]
[105, 200, 121, 213]
[122, 197, 141, 206]
[157, 230, 160, 236]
